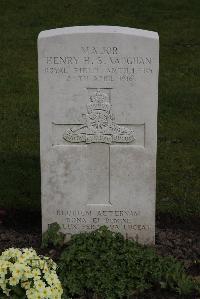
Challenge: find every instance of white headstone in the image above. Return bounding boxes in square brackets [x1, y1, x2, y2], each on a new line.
[38, 26, 159, 244]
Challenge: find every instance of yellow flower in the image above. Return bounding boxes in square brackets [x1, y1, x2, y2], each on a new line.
[34, 292, 43, 299]
[26, 288, 36, 299]
[32, 268, 41, 276]
[12, 262, 25, 279]
[22, 248, 37, 261]
[34, 279, 46, 292]
[23, 265, 33, 279]
[0, 247, 63, 299]
[18, 255, 26, 263]
[2, 286, 11, 297]
[9, 276, 19, 286]
[40, 286, 51, 298]
[0, 280, 9, 291]
[1, 248, 22, 260]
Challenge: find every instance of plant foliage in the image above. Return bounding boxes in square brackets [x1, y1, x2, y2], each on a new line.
[41, 222, 65, 249]
[58, 226, 199, 299]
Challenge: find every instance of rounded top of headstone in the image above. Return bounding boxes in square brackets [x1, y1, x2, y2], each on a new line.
[38, 25, 159, 40]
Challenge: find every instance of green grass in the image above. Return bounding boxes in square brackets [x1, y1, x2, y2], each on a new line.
[0, 0, 200, 217]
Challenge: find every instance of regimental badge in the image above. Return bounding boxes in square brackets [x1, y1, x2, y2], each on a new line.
[63, 89, 135, 144]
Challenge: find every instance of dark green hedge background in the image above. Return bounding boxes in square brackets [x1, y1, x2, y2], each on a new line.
[0, 0, 199, 219]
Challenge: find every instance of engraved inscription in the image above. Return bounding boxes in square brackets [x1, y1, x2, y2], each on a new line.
[63, 89, 135, 144]
[43, 45, 153, 84]
[55, 209, 151, 238]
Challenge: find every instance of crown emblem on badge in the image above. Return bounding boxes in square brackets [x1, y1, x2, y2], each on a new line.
[87, 89, 111, 114]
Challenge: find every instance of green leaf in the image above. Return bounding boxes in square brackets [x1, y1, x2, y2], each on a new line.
[41, 222, 65, 248]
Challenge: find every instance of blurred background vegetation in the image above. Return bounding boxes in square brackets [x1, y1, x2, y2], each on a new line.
[0, 0, 199, 220]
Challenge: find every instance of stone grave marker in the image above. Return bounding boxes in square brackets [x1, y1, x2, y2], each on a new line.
[38, 26, 159, 244]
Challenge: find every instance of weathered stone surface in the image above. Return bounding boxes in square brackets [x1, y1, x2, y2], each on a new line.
[38, 26, 159, 244]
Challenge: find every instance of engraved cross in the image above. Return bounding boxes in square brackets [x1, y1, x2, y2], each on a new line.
[52, 88, 143, 206]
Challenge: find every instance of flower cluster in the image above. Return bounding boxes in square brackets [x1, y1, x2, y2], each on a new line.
[0, 247, 63, 298]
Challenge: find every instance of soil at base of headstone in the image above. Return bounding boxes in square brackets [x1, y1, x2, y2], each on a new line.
[0, 209, 199, 298]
